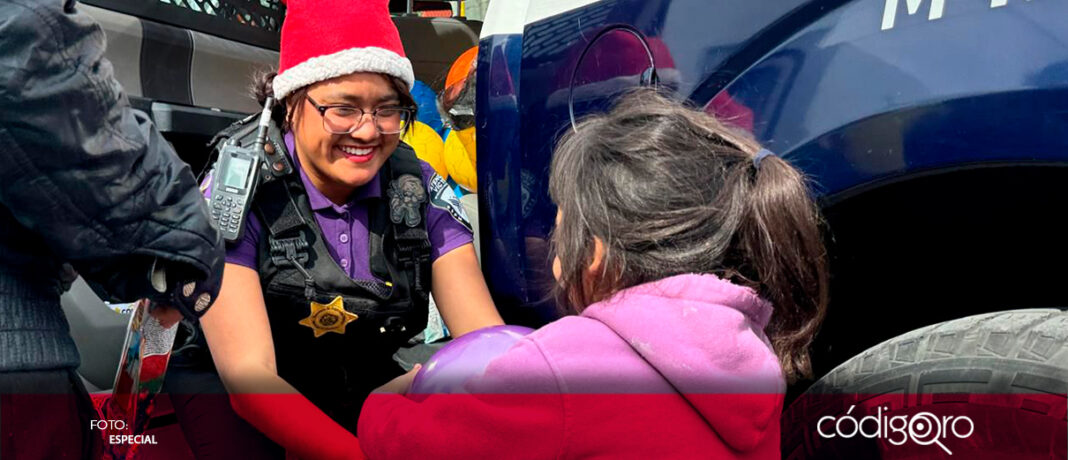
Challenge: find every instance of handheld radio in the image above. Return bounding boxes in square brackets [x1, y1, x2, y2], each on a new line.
[209, 97, 275, 242]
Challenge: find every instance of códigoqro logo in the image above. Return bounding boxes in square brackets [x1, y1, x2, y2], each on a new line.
[817, 405, 975, 455]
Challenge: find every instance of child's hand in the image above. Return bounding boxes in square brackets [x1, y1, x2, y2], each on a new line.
[373, 364, 421, 394]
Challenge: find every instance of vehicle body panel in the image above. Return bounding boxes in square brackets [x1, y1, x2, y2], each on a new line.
[477, 0, 1068, 326]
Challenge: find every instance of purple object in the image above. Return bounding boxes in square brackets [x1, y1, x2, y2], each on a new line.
[409, 325, 534, 396]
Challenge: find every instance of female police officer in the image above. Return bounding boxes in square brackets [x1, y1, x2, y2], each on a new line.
[172, 1, 504, 458]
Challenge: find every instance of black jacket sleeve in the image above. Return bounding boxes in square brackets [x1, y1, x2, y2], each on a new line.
[0, 0, 224, 319]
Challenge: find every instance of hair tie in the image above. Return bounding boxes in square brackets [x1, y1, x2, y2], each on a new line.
[753, 149, 776, 169]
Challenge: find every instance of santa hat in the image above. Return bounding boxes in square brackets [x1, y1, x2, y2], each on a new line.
[273, 0, 414, 99]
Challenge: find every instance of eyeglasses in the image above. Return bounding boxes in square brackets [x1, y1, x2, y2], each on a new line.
[305, 95, 412, 135]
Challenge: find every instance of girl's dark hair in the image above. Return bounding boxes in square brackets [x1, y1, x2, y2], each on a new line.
[251, 69, 418, 136]
[548, 88, 829, 382]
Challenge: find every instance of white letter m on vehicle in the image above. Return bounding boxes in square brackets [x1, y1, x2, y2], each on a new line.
[882, 0, 946, 30]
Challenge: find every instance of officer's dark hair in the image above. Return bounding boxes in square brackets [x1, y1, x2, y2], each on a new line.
[548, 88, 829, 383]
[252, 69, 418, 136]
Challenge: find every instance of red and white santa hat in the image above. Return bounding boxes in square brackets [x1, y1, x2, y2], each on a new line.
[273, 0, 414, 99]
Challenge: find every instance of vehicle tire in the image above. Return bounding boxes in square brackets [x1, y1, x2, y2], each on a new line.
[782, 309, 1068, 459]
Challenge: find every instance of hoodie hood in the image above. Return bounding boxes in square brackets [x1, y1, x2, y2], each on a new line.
[581, 273, 785, 451]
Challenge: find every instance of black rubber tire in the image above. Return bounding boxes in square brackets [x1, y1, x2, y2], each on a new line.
[783, 309, 1068, 459]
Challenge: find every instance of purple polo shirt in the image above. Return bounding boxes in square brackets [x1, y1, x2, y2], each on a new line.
[224, 133, 473, 282]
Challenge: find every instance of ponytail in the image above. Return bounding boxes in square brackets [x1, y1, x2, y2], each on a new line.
[738, 153, 829, 382]
[250, 69, 298, 130]
[251, 69, 277, 106]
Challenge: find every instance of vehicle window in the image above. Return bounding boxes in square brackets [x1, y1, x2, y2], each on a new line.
[83, 0, 285, 50]
[160, 0, 284, 33]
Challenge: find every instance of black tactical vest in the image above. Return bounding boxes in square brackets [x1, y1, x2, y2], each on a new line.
[177, 111, 435, 431]
[176, 112, 433, 431]
[253, 142, 431, 430]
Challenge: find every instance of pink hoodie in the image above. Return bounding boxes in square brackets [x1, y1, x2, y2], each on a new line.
[358, 274, 786, 459]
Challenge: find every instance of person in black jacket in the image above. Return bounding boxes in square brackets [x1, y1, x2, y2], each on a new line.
[0, 1, 225, 458]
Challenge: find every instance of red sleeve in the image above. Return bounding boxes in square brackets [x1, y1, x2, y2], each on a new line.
[357, 392, 564, 459]
[357, 338, 566, 458]
[230, 393, 366, 460]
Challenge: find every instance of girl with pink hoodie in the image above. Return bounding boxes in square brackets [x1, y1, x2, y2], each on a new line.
[357, 89, 829, 459]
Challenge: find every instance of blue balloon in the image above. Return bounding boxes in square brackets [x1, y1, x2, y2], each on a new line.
[411, 80, 444, 134]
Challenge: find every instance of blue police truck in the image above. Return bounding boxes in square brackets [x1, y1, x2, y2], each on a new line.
[474, 1, 1067, 457]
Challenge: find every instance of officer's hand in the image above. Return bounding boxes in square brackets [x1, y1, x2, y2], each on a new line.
[148, 303, 183, 329]
[372, 364, 421, 394]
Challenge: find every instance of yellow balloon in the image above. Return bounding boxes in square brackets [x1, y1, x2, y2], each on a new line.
[401, 121, 447, 178]
[444, 127, 477, 192]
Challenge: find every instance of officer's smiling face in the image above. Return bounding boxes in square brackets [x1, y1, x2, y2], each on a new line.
[292, 72, 402, 205]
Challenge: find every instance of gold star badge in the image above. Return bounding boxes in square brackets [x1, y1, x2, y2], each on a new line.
[299, 296, 357, 337]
